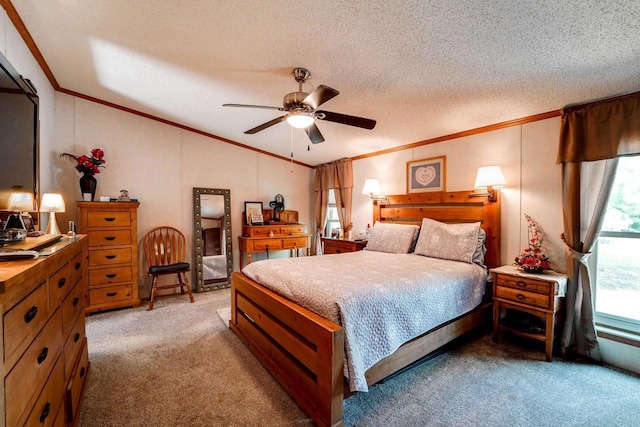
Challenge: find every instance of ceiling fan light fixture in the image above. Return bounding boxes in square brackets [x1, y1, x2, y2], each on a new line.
[286, 112, 314, 129]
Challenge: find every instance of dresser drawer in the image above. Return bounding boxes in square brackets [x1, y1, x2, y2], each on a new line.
[87, 210, 131, 228]
[4, 281, 48, 363]
[49, 262, 72, 308]
[88, 229, 132, 247]
[280, 224, 305, 235]
[252, 239, 283, 251]
[246, 226, 280, 238]
[61, 280, 84, 338]
[63, 314, 86, 378]
[89, 265, 133, 285]
[282, 237, 307, 249]
[495, 285, 550, 309]
[65, 339, 89, 424]
[495, 274, 552, 295]
[88, 247, 132, 266]
[24, 356, 65, 427]
[89, 284, 133, 305]
[5, 309, 63, 426]
[70, 250, 84, 285]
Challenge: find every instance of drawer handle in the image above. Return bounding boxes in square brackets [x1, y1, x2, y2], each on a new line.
[39, 402, 51, 423]
[105, 255, 117, 260]
[335, 249, 342, 253]
[105, 236, 116, 241]
[104, 217, 116, 222]
[24, 306, 38, 323]
[73, 297, 80, 306]
[516, 281, 527, 288]
[58, 277, 66, 288]
[516, 293, 526, 301]
[75, 262, 82, 270]
[37, 347, 49, 365]
[80, 366, 86, 378]
[106, 292, 117, 297]
[106, 273, 117, 279]
[74, 332, 81, 343]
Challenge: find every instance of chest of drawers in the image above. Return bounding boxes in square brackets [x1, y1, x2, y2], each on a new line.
[78, 201, 140, 313]
[0, 236, 89, 426]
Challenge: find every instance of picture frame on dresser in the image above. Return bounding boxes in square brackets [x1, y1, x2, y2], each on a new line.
[244, 201, 263, 225]
[406, 155, 446, 193]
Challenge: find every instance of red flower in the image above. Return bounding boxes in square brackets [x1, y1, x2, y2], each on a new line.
[60, 148, 107, 176]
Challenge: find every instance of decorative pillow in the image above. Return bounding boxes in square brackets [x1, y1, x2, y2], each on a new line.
[364, 223, 420, 254]
[414, 218, 481, 263]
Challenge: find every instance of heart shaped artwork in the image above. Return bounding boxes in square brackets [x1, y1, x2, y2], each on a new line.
[415, 166, 436, 187]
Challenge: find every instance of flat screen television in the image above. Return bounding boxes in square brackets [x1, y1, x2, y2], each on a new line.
[0, 50, 39, 211]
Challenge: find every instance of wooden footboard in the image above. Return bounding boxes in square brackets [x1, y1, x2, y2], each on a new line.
[230, 272, 345, 427]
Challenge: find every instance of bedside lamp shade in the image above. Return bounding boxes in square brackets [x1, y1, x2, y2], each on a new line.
[362, 179, 388, 202]
[470, 166, 505, 202]
[41, 193, 66, 235]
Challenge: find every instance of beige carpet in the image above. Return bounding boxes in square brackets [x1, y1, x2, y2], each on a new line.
[78, 289, 640, 426]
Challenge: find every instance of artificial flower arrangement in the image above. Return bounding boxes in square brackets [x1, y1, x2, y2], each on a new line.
[514, 213, 551, 274]
[60, 148, 106, 175]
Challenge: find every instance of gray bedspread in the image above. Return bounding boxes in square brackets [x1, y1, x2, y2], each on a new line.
[241, 250, 487, 392]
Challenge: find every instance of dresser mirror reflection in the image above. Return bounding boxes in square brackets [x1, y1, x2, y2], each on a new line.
[193, 188, 233, 291]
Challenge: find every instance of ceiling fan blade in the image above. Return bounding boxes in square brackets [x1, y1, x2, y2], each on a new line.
[316, 110, 376, 129]
[305, 122, 325, 144]
[245, 116, 287, 134]
[223, 103, 285, 111]
[302, 85, 339, 110]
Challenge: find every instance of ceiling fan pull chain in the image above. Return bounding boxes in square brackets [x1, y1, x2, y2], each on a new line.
[290, 125, 294, 173]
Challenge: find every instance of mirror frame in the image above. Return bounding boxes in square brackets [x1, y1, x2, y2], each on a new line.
[193, 188, 233, 291]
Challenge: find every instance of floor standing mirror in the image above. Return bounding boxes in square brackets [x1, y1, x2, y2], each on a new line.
[193, 188, 233, 291]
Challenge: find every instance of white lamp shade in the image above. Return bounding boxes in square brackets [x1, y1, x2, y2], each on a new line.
[362, 178, 381, 195]
[7, 191, 34, 211]
[40, 193, 66, 213]
[286, 113, 315, 129]
[474, 166, 506, 189]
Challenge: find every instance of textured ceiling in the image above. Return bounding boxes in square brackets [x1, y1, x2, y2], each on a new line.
[11, 0, 640, 166]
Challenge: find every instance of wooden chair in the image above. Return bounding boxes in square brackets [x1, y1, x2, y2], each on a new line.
[142, 226, 195, 311]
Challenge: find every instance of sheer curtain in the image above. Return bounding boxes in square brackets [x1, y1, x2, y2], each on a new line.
[313, 159, 353, 254]
[557, 91, 640, 359]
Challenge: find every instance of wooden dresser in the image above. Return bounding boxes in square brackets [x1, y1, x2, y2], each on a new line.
[77, 201, 141, 314]
[0, 236, 90, 426]
[238, 214, 310, 269]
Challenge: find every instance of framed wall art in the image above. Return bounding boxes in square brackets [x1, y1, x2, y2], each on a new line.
[244, 201, 263, 225]
[406, 156, 446, 193]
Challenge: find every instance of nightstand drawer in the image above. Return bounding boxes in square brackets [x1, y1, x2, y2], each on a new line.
[495, 274, 552, 295]
[495, 285, 550, 309]
[88, 248, 132, 266]
[87, 211, 131, 228]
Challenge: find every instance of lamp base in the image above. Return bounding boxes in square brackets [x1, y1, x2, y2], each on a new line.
[44, 212, 61, 235]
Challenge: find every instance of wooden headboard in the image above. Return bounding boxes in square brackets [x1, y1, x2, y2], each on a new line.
[372, 190, 501, 269]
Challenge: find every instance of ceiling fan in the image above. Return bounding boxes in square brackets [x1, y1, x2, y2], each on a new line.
[223, 67, 376, 144]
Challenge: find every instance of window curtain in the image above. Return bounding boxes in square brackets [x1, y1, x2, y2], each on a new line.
[557, 91, 640, 359]
[313, 159, 354, 254]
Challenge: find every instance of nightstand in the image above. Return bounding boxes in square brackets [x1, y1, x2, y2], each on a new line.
[491, 265, 567, 361]
[321, 238, 367, 254]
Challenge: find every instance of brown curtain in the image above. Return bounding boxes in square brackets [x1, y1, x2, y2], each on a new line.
[313, 159, 354, 254]
[557, 91, 640, 359]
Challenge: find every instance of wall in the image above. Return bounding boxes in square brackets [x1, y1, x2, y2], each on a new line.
[54, 94, 314, 297]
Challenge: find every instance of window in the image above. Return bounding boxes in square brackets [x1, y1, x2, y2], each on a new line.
[595, 155, 640, 335]
[324, 189, 341, 238]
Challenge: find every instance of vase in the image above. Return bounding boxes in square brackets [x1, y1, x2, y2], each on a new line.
[79, 173, 97, 201]
[522, 265, 543, 274]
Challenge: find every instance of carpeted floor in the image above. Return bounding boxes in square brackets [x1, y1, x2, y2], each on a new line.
[78, 289, 640, 426]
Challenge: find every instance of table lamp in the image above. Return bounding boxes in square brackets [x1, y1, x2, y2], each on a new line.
[4, 191, 35, 231]
[40, 193, 66, 235]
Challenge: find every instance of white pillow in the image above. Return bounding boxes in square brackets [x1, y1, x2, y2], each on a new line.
[365, 223, 420, 254]
[414, 218, 481, 263]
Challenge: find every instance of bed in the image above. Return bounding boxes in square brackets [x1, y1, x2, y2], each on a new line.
[230, 190, 501, 427]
